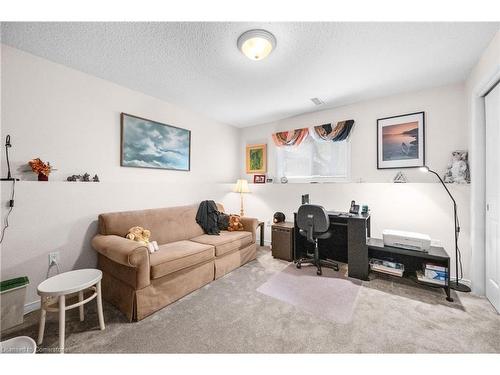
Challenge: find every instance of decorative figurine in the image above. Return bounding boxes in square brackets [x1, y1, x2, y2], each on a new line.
[67, 174, 81, 182]
[67, 173, 99, 182]
[393, 171, 408, 183]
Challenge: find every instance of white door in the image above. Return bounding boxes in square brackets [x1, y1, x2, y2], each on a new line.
[485, 82, 500, 313]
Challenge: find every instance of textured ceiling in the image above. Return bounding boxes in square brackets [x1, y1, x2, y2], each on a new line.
[1, 22, 499, 127]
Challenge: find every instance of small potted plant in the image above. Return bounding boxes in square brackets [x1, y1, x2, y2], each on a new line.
[28, 158, 54, 181]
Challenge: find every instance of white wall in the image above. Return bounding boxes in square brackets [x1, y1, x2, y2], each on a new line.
[239, 84, 472, 284]
[466, 30, 500, 294]
[240, 83, 467, 183]
[0, 45, 240, 305]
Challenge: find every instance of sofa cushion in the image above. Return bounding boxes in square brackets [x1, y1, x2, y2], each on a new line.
[150, 240, 215, 279]
[190, 231, 253, 257]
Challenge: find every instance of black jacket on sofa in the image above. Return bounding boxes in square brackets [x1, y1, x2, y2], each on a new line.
[196, 200, 220, 235]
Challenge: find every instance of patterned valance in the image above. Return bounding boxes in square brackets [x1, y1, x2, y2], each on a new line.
[272, 128, 309, 147]
[311, 120, 355, 142]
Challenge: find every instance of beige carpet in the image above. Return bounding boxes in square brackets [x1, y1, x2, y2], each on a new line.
[2, 247, 500, 353]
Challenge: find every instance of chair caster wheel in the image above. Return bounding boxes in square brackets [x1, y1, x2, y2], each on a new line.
[296, 263, 301, 269]
[317, 269, 322, 276]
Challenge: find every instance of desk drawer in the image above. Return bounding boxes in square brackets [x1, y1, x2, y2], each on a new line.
[271, 226, 293, 261]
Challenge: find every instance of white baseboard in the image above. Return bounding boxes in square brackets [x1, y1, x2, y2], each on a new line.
[24, 300, 40, 315]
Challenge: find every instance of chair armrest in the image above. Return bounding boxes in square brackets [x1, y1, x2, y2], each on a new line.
[240, 217, 259, 243]
[91, 234, 150, 289]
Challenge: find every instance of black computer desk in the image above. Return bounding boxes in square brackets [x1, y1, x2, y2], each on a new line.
[293, 211, 371, 280]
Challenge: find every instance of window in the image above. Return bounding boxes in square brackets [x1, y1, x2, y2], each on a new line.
[276, 136, 350, 182]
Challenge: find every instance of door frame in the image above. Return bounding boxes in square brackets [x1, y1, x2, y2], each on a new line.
[470, 65, 500, 295]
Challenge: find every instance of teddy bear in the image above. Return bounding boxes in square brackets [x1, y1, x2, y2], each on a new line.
[227, 215, 244, 232]
[443, 150, 470, 184]
[125, 226, 159, 253]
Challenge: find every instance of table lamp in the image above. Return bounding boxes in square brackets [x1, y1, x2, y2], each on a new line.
[420, 166, 471, 292]
[234, 179, 250, 216]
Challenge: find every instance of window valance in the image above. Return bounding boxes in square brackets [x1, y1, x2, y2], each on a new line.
[272, 128, 309, 147]
[272, 120, 354, 148]
[311, 120, 355, 142]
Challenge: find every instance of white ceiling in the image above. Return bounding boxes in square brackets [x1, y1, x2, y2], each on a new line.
[1, 22, 499, 127]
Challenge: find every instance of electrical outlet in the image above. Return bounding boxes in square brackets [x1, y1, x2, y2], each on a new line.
[48, 251, 60, 266]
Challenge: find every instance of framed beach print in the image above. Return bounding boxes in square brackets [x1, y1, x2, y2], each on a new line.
[246, 144, 267, 174]
[377, 111, 425, 169]
[121, 113, 191, 171]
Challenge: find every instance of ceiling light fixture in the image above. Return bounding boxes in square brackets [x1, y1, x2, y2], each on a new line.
[237, 29, 276, 61]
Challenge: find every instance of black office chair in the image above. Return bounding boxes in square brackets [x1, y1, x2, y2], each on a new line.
[296, 204, 339, 275]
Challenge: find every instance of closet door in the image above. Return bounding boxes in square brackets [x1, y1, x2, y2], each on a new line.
[485, 82, 500, 313]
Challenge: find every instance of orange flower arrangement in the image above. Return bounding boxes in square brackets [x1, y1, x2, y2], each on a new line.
[28, 158, 53, 176]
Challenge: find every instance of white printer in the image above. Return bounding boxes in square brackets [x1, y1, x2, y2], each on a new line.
[382, 229, 431, 252]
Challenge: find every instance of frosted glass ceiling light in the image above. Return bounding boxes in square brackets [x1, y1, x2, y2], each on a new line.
[237, 29, 276, 61]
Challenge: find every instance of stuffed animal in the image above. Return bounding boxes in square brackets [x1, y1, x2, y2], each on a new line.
[125, 226, 159, 253]
[443, 150, 470, 184]
[227, 215, 244, 232]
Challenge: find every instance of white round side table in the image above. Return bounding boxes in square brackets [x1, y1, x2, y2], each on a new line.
[37, 269, 105, 353]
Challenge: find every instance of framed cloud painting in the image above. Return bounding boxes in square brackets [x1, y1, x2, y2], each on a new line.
[377, 111, 425, 169]
[121, 113, 191, 171]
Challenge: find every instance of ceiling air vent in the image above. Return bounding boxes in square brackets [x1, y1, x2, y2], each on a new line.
[310, 97, 324, 106]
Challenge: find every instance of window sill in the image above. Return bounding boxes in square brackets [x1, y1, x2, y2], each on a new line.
[284, 176, 351, 184]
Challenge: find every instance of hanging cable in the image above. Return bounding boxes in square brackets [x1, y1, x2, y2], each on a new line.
[0, 179, 16, 244]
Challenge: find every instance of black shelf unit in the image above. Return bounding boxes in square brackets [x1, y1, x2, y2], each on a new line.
[367, 238, 452, 302]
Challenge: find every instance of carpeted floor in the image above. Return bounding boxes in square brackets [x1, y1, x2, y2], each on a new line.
[2, 247, 500, 353]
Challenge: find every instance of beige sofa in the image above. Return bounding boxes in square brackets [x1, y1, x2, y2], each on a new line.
[91, 203, 258, 321]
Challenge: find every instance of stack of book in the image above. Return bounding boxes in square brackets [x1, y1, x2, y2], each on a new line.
[416, 263, 448, 285]
[369, 258, 404, 277]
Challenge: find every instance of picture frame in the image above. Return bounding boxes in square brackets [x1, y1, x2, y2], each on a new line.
[253, 174, 266, 184]
[377, 111, 425, 169]
[246, 144, 267, 174]
[120, 113, 191, 171]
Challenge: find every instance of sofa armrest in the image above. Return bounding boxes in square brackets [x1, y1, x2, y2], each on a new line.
[240, 217, 259, 243]
[91, 234, 150, 289]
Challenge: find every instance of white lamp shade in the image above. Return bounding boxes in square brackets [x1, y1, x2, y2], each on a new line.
[234, 179, 250, 193]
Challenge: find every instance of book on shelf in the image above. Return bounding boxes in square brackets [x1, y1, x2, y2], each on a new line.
[369, 258, 404, 277]
[424, 263, 447, 272]
[424, 269, 447, 281]
[417, 270, 446, 285]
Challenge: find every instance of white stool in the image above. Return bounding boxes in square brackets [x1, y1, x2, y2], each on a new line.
[37, 269, 105, 353]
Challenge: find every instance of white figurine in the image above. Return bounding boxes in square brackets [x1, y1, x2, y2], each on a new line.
[443, 151, 470, 184]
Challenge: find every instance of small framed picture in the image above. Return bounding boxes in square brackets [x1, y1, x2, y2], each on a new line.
[253, 174, 266, 184]
[377, 112, 425, 169]
[246, 144, 267, 174]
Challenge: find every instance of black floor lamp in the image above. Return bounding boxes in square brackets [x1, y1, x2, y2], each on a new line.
[420, 166, 471, 292]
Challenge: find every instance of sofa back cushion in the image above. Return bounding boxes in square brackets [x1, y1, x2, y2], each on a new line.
[98, 203, 225, 245]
